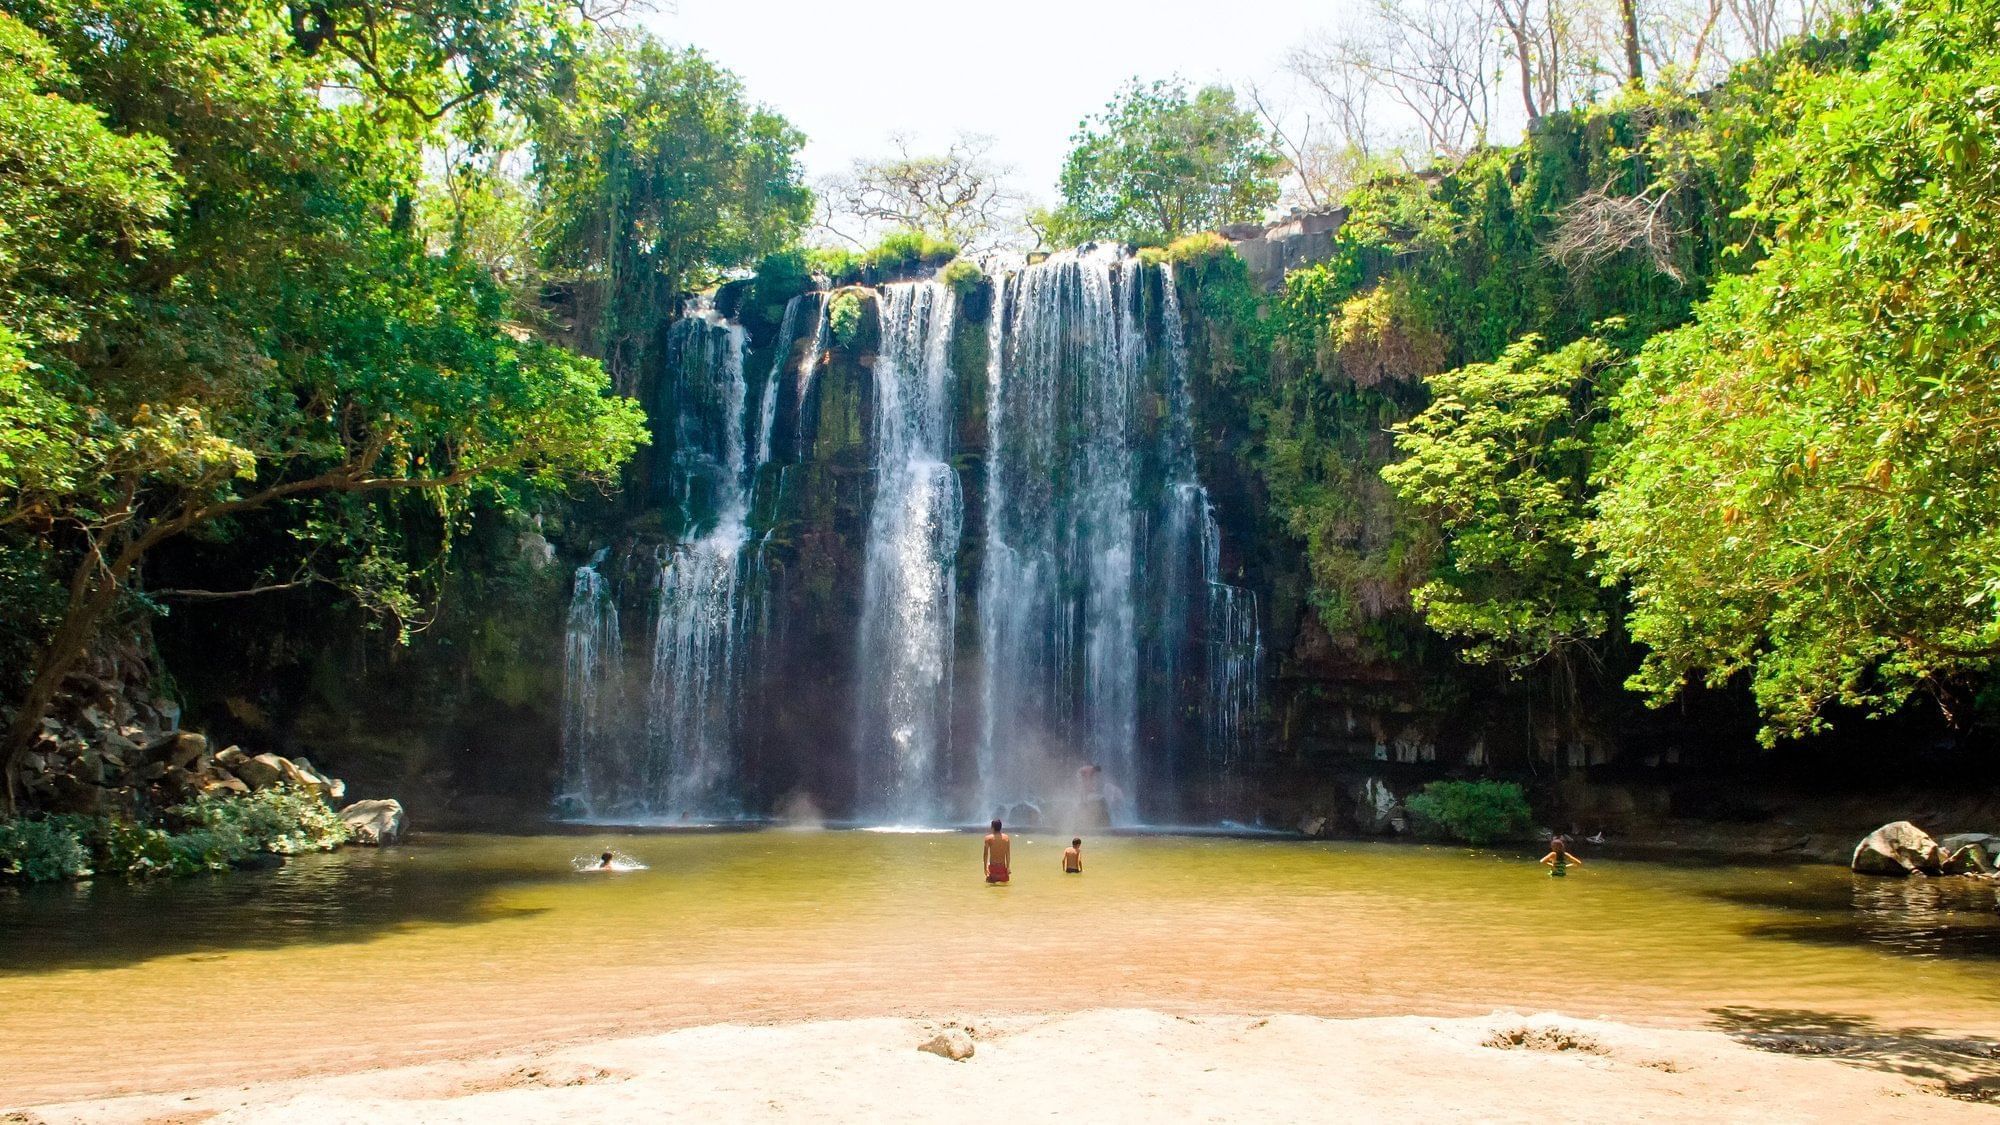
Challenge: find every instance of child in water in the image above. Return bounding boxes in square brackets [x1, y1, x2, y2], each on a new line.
[1062, 838, 1083, 874]
[1540, 836, 1583, 877]
[598, 851, 615, 870]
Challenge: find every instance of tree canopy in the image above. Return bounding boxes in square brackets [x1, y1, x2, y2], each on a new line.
[1053, 78, 1282, 246]
[0, 0, 826, 801]
[1592, 0, 2000, 740]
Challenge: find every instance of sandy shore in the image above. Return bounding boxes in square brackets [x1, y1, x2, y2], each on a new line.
[15, 1008, 1998, 1123]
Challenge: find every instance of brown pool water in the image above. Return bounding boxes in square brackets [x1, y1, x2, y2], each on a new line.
[3, 830, 1997, 1106]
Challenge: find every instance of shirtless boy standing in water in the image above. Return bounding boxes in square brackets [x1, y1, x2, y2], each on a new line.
[983, 819, 1011, 884]
[1062, 838, 1083, 873]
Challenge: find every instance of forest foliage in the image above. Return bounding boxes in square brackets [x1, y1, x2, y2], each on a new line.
[1211, 0, 2000, 743]
[0, 0, 807, 802]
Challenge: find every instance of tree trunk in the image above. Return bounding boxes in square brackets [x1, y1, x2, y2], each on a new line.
[3, 573, 123, 813]
[1621, 0, 1645, 90]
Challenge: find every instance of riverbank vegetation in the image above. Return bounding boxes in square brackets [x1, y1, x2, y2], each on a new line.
[0, 785, 347, 882]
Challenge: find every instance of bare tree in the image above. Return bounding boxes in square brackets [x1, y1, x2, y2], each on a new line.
[1492, 0, 1603, 121]
[1629, 0, 1729, 85]
[1288, 0, 1498, 160]
[816, 133, 1026, 253]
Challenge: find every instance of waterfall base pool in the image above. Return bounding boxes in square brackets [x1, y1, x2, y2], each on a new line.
[3, 831, 1997, 1106]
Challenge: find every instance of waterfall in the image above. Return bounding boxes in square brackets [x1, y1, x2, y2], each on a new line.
[793, 297, 830, 459]
[1200, 495, 1263, 775]
[756, 295, 812, 470]
[557, 258, 1263, 827]
[1150, 265, 1203, 804]
[979, 248, 1144, 821]
[557, 550, 623, 816]
[854, 282, 962, 822]
[979, 250, 1261, 824]
[637, 303, 754, 820]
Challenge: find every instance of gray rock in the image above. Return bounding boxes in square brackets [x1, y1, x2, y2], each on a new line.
[339, 799, 406, 846]
[917, 1030, 975, 1061]
[231, 752, 284, 790]
[288, 757, 346, 803]
[1941, 833, 1999, 874]
[1851, 821, 1946, 876]
[1299, 815, 1329, 838]
[163, 732, 209, 770]
[201, 772, 251, 797]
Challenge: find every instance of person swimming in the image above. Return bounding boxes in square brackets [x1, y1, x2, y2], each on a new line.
[598, 850, 615, 870]
[983, 819, 1012, 884]
[1062, 837, 1083, 874]
[1540, 836, 1583, 877]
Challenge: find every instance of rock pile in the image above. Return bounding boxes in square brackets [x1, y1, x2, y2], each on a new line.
[12, 645, 349, 817]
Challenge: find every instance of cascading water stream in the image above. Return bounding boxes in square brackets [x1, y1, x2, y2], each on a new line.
[980, 248, 1144, 822]
[641, 305, 752, 819]
[557, 549, 623, 815]
[1200, 495, 1263, 775]
[854, 282, 962, 822]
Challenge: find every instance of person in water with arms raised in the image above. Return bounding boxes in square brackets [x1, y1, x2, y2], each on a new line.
[1540, 836, 1583, 877]
[983, 819, 1011, 884]
[1062, 837, 1083, 874]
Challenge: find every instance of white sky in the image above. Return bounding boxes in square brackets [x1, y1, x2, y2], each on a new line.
[647, 0, 1343, 204]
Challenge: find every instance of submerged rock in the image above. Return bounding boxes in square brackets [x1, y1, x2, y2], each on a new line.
[1850, 821, 1945, 876]
[917, 1030, 975, 1061]
[339, 799, 406, 846]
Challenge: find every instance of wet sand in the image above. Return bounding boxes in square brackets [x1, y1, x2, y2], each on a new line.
[22, 1008, 2000, 1123]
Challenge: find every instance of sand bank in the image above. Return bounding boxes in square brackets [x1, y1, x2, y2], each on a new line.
[18, 1007, 1998, 1123]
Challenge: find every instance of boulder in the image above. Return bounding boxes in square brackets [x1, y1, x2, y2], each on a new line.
[917, 1030, 975, 1061]
[1299, 815, 1329, 838]
[1850, 821, 1946, 876]
[1940, 833, 2000, 874]
[287, 756, 346, 803]
[162, 732, 209, 770]
[339, 799, 406, 846]
[230, 751, 284, 790]
[200, 772, 251, 797]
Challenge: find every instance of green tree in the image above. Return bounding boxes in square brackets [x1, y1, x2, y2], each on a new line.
[534, 40, 811, 382]
[1592, 0, 2000, 741]
[1054, 78, 1281, 246]
[0, 0, 648, 807]
[1384, 332, 1622, 677]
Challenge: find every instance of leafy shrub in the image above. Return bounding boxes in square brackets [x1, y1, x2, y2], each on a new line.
[1, 785, 350, 883]
[1164, 231, 1232, 266]
[91, 819, 189, 878]
[805, 246, 865, 286]
[175, 785, 349, 855]
[748, 249, 815, 326]
[1333, 279, 1448, 386]
[1404, 780, 1534, 845]
[827, 289, 866, 349]
[937, 256, 983, 298]
[0, 817, 92, 881]
[861, 228, 957, 275]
